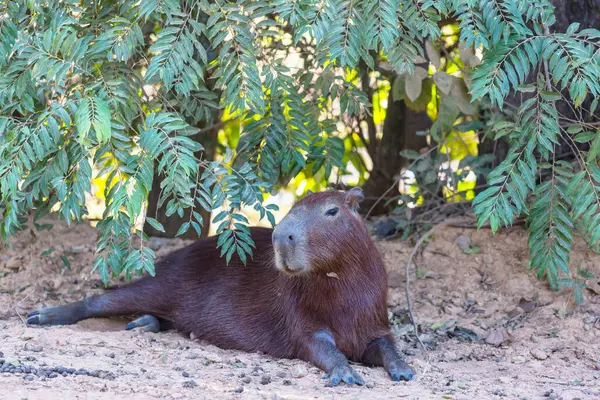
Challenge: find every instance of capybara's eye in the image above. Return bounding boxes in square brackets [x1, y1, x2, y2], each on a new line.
[325, 207, 339, 216]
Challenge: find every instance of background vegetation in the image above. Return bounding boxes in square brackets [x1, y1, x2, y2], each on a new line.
[1, 0, 599, 302]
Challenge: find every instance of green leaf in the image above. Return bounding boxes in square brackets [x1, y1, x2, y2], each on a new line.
[567, 125, 583, 134]
[574, 286, 584, 305]
[41, 247, 56, 257]
[225, 243, 236, 265]
[176, 222, 190, 237]
[425, 40, 441, 69]
[517, 84, 536, 93]
[146, 217, 165, 233]
[540, 91, 561, 102]
[93, 97, 112, 144]
[76, 98, 92, 139]
[237, 246, 247, 264]
[433, 71, 453, 95]
[587, 133, 600, 162]
[60, 255, 71, 270]
[404, 67, 428, 102]
[399, 149, 422, 160]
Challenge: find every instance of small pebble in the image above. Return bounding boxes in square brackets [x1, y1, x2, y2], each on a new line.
[531, 349, 548, 361]
[511, 356, 526, 364]
[291, 366, 308, 378]
[182, 380, 197, 388]
[455, 235, 472, 250]
[277, 371, 286, 378]
[5, 257, 20, 270]
[445, 351, 460, 362]
[234, 387, 244, 393]
[24, 343, 43, 353]
[242, 377, 251, 384]
[507, 307, 525, 318]
[70, 244, 87, 253]
[229, 358, 246, 368]
[252, 366, 264, 376]
[260, 375, 272, 385]
[49, 372, 58, 378]
[23, 375, 35, 381]
[186, 353, 198, 360]
[544, 389, 558, 399]
[283, 379, 292, 386]
[182, 371, 189, 378]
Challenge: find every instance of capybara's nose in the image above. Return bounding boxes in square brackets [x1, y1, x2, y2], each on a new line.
[273, 229, 297, 247]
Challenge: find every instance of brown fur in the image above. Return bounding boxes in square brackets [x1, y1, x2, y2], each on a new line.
[28, 189, 412, 385]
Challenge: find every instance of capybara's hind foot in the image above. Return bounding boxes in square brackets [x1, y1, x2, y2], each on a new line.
[125, 314, 160, 333]
[27, 301, 86, 326]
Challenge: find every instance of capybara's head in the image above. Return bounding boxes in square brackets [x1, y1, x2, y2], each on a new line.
[272, 187, 371, 275]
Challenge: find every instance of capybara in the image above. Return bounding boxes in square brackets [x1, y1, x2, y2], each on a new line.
[27, 187, 414, 386]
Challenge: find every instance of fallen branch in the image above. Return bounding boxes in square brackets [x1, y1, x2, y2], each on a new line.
[14, 288, 36, 325]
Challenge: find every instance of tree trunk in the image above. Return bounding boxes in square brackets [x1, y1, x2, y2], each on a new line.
[551, 0, 600, 32]
[144, 123, 219, 239]
[550, 0, 600, 123]
[361, 90, 431, 216]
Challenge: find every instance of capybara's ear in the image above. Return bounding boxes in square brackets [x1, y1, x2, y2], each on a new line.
[344, 187, 364, 211]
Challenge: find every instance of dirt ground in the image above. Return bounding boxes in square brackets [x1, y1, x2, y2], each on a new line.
[1, 216, 599, 400]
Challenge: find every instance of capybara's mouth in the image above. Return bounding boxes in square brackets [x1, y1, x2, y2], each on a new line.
[282, 267, 301, 275]
[279, 261, 306, 276]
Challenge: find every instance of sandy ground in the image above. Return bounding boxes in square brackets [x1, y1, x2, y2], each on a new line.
[1, 216, 600, 400]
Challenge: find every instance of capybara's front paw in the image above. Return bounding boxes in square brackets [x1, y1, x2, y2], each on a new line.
[26, 304, 82, 326]
[325, 363, 365, 387]
[388, 360, 414, 381]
